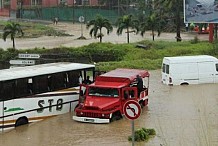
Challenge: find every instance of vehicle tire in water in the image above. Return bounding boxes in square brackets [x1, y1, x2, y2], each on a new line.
[110, 111, 122, 122]
[15, 117, 28, 127]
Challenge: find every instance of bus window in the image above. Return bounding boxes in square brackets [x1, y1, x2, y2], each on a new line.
[34, 75, 48, 93]
[15, 78, 29, 97]
[51, 73, 65, 90]
[0, 82, 3, 101]
[68, 71, 80, 87]
[2, 81, 14, 101]
[28, 78, 33, 94]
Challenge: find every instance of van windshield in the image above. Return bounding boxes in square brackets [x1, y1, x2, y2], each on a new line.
[88, 87, 119, 97]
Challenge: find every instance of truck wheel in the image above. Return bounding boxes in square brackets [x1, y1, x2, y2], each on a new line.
[15, 117, 28, 127]
[180, 83, 189, 85]
[110, 111, 122, 122]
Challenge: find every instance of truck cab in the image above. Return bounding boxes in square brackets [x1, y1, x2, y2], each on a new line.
[73, 68, 150, 123]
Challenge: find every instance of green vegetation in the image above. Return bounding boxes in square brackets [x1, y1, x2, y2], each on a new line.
[86, 14, 113, 43]
[2, 22, 24, 48]
[128, 127, 156, 142]
[1, 40, 217, 71]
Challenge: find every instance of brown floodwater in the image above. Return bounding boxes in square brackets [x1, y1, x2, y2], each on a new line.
[0, 70, 218, 146]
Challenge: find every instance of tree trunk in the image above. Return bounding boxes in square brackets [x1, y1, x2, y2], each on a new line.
[152, 29, 155, 41]
[127, 27, 130, 43]
[176, 0, 181, 42]
[100, 29, 102, 43]
[12, 38, 15, 48]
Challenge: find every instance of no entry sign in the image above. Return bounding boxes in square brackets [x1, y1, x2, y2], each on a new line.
[123, 100, 141, 120]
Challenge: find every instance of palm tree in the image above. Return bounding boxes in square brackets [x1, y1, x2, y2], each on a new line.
[161, 0, 183, 42]
[86, 14, 113, 43]
[116, 14, 139, 43]
[3, 22, 24, 48]
[140, 1, 167, 41]
[141, 13, 155, 41]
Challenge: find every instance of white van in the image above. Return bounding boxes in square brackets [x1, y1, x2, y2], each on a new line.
[162, 55, 218, 85]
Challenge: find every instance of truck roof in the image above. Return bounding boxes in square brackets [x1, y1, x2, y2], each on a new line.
[92, 68, 150, 88]
[163, 55, 218, 64]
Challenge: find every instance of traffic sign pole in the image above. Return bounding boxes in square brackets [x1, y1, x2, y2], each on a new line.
[123, 100, 141, 146]
[132, 120, 135, 146]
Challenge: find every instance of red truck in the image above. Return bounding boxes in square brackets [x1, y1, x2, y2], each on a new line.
[73, 68, 150, 123]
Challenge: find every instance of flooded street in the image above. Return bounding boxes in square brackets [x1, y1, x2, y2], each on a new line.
[0, 21, 209, 50]
[0, 70, 218, 146]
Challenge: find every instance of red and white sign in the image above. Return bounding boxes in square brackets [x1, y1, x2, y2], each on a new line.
[123, 100, 141, 120]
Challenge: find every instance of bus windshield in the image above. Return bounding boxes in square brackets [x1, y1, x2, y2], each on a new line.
[88, 87, 119, 97]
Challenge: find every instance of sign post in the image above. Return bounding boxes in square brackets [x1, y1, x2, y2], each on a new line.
[78, 16, 85, 39]
[123, 100, 141, 146]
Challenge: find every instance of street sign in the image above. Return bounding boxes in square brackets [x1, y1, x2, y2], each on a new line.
[79, 16, 85, 23]
[123, 100, 141, 120]
[18, 53, 40, 59]
[9, 60, 35, 65]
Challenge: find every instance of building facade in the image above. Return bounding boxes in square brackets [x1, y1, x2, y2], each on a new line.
[0, 0, 99, 17]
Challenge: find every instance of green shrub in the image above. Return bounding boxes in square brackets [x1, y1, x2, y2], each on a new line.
[128, 127, 156, 142]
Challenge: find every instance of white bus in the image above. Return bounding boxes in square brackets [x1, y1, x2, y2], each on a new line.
[0, 62, 95, 132]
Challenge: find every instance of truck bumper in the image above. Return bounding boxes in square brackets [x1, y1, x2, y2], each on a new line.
[72, 116, 110, 123]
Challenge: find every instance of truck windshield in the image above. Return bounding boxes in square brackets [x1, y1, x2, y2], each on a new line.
[88, 87, 119, 97]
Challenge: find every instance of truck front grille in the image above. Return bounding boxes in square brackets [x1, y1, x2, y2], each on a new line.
[82, 112, 101, 118]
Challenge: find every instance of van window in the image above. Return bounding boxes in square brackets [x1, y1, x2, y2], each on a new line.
[162, 64, 166, 73]
[166, 64, 169, 74]
[216, 64, 218, 72]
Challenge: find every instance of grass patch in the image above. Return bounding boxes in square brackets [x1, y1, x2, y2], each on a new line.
[0, 38, 217, 71]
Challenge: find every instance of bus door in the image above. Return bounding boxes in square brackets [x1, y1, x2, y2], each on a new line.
[121, 87, 137, 107]
[0, 82, 3, 130]
[0, 100, 3, 131]
[0, 81, 15, 130]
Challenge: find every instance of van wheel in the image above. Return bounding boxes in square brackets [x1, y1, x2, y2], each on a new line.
[180, 83, 189, 85]
[110, 111, 122, 122]
[15, 117, 28, 127]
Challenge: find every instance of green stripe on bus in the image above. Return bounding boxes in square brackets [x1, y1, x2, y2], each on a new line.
[5, 107, 24, 112]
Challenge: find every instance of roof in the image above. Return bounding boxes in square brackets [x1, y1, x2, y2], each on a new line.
[163, 55, 218, 64]
[95, 68, 150, 86]
[90, 81, 129, 88]
[0, 62, 95, 82]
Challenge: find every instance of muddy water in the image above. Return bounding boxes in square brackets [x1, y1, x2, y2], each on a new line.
[0, 70, 218, 146]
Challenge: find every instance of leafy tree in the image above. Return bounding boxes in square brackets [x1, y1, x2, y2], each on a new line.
[116, 14, 139, 43]
[86, 14, 113, 43]
[3, 22, 24, 48]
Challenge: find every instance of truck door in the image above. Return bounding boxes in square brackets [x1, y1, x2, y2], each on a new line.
[121, 87, 137, 107]
[198, 62, 214, 83]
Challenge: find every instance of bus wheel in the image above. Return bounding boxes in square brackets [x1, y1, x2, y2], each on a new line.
[15, 117, 28, 127]
[110, 111, 122, 122]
